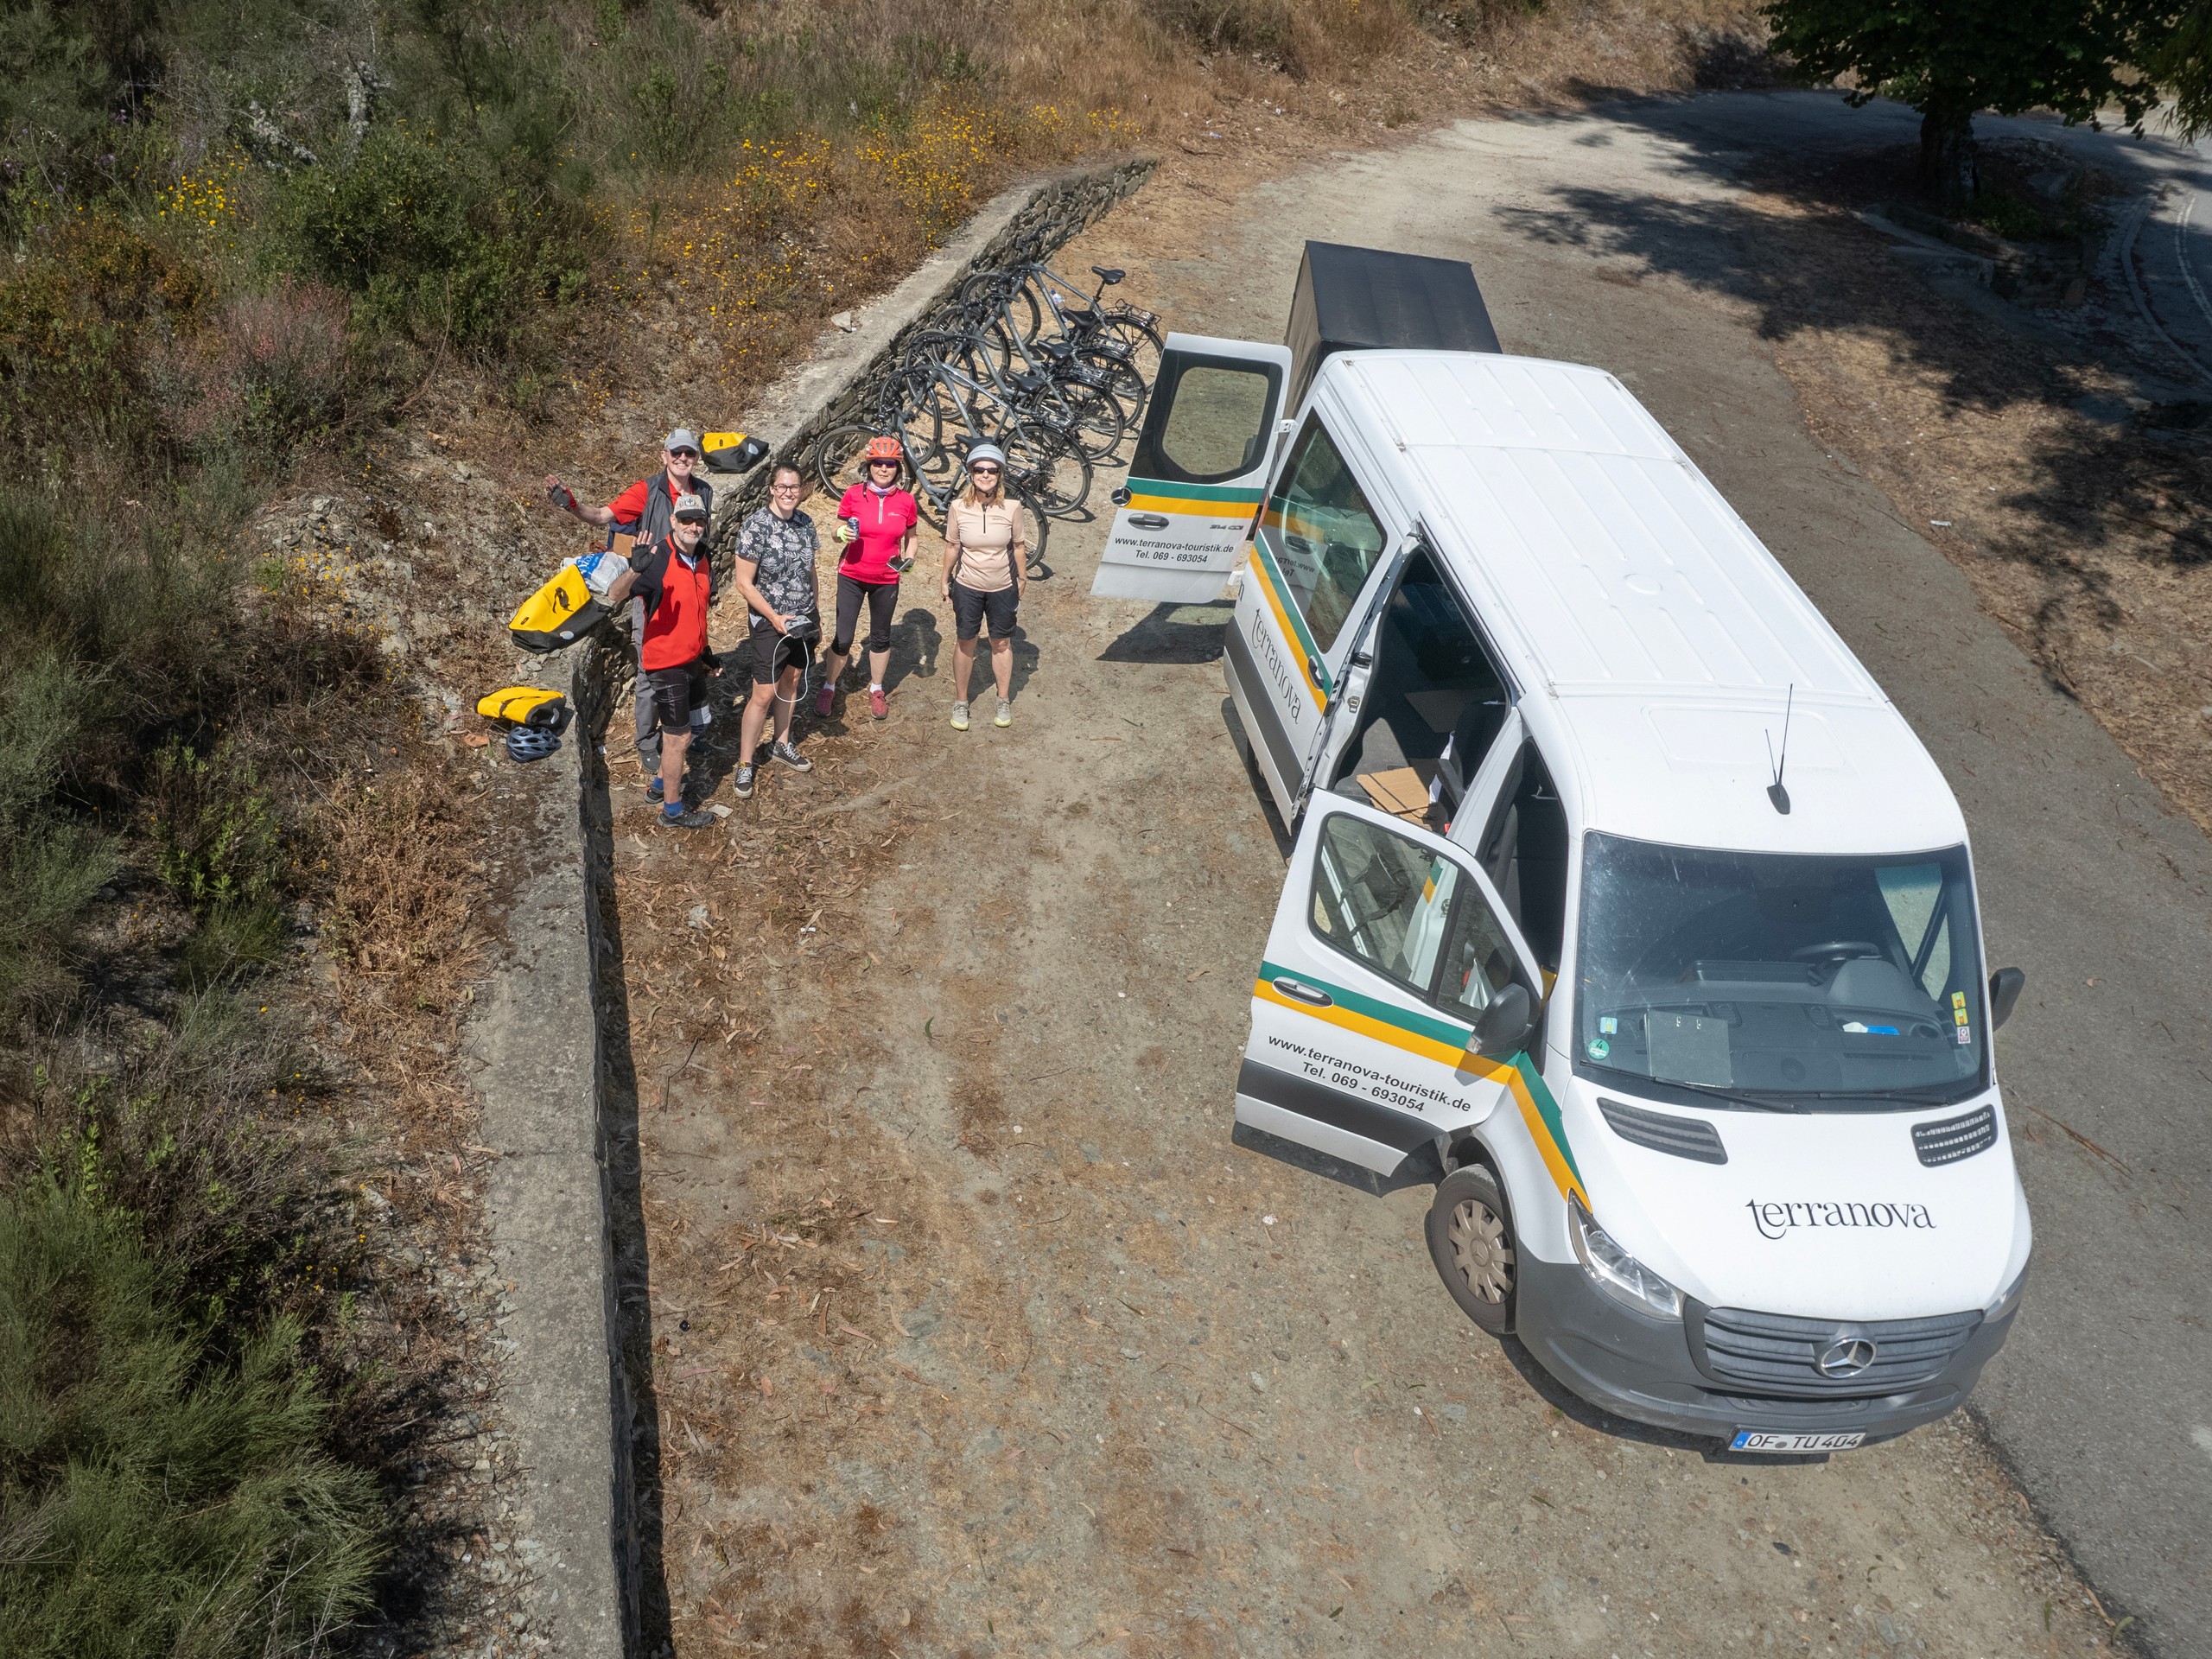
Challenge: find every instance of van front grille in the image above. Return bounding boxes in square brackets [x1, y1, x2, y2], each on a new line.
[1689, 1305, 1983, 1398]
[1913, 1105, 1997, 1166]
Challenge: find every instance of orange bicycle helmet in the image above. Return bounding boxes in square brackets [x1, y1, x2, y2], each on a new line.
[863, 435, 905, 464]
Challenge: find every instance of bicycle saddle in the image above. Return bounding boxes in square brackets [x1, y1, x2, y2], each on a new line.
[1008, 371, 1048, 394]
[1091, 266, 1126, 284]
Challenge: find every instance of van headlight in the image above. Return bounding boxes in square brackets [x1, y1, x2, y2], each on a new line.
[1986, 1262, 2029, 1321]
[1567, 1197, 1684, 1320]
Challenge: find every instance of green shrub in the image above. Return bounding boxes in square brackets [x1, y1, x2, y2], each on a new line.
[0, 1174, 384, 1658]
[146, 739, 283, 916]
[272, 122, 584, 347]
[177, 900, 291, 990]
[0, 650, 117, 1011]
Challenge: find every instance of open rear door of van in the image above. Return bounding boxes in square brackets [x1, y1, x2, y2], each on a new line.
[1090, 334, 1291, 603]
[1236, 794, 1543, 1176]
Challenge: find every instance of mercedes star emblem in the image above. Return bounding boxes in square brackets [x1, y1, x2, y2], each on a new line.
[1817, 1338, 1878, 1378]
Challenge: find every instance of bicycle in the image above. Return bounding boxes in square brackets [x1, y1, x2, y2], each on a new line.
[893, 323, 1126, 462]
[875, 354, 1094, 520]
[956, 259, 1162, 420]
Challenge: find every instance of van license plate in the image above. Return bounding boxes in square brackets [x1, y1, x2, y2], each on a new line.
[1730, 1429, 1865, 1454]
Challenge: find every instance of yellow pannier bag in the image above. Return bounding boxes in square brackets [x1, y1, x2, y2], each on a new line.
[508, 537, 636, 653]
[476, 686, 572, 733]
[702, 432, 769, 474]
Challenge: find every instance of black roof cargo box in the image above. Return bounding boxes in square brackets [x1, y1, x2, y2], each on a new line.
[1284, 241, 1503, 410]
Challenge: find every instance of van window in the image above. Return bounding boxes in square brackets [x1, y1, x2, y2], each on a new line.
[1574, 836, 1987, 1111]
[1259, 415, 1388, 652]
[1477, 743, 1568, 974]
[1311, 812, 1517, 1016]
[1133, 349, 1284, 486]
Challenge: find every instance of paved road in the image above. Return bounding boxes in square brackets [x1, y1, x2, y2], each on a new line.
[1140, 91, 2212, 1652]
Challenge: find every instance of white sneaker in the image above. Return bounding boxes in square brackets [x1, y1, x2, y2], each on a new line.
[950, 701, 970, 732]
[994, 697, 1012, 728]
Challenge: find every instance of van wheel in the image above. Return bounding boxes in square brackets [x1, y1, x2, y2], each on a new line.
[1427, 1166, 1516, 1334]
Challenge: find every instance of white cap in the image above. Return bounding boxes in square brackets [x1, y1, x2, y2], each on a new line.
[671, 493, 709, 521]
[665, 428, 702, 454]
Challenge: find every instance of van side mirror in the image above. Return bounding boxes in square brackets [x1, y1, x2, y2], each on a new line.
[1475, 982, 1535, 1055]
[1988, 967, 2026, 1030]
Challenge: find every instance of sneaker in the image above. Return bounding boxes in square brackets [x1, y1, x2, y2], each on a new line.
[950, 701, 970, 732]
[770, 740, 812, 772]
[657, 805, 715, 830]
[868, 687, 889, 720]
[732, 764, 756, 800]
[645, 777, 665, 805]
[812, 683, 836, 717]
[994, 697, 1012, 728]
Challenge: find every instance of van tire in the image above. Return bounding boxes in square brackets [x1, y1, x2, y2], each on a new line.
[1427, 1166, 1516, 1335]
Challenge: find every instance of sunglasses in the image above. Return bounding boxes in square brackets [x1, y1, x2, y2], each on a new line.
[669, 448, 700, 461]
[969, 464, 1001, 474]
[868, 457, 900, 467]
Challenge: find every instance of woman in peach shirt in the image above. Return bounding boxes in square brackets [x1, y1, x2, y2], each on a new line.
[940, 443, 1028, 731]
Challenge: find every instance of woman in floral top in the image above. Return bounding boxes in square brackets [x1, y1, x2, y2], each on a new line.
[729, 465, 820, 799]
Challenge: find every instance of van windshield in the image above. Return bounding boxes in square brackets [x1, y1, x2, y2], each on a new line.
[1573, 833, 1986, 1111]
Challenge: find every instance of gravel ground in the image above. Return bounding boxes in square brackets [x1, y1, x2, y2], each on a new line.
[604, 235, 2122, 1659]
[583, 91, 2212, 1659]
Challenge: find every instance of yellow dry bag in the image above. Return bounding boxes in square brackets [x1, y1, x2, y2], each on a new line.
[476, 686, 572, 732]
[508, 555, 619, 653]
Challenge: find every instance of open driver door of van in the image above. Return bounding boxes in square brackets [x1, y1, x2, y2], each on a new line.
[1090, 334, 1291, 603]
[1236, 793, 1545, 1178]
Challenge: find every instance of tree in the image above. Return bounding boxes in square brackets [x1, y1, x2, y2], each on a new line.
[1761, 0, 2164, 207]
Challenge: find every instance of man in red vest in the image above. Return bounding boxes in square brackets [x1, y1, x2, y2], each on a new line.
[602, 493, 720, 829]
[545, 429, 715, 781]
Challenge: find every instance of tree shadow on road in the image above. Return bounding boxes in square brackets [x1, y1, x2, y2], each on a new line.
[1483, 99, 2212, 817]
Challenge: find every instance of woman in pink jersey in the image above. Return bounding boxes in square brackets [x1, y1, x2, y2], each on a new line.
[817, 436, 919, 721]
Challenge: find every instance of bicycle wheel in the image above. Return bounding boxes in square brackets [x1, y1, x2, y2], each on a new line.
[1079, 343, 1150, 426]
[1096, 314, 1163, 393]
[955, 267, 1026, 324]
[1037, 376, 1125, 462]
[896, 328, 975, 375]
[1019, 499, 1050, 569]
[1004, 422, 1093, 519]
[813, 423, 881, 498]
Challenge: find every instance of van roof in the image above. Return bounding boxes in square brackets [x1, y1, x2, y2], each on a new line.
[1323, 351, 1966, 855]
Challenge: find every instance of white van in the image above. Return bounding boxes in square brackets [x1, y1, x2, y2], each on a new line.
[1093, 245, 2031, 1452]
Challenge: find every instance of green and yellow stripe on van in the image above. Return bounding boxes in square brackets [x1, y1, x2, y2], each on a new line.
[1253, 960, 1588, 1207]
[1245, 535, 1331, 708]
[1122, 475, 1264, 520]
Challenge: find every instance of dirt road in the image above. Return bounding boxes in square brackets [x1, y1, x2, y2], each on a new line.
[601, 101, 2180, 1657]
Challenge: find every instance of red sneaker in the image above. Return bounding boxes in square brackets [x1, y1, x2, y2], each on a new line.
[868, 687, 889, 720]
[812, 683, 836, 717]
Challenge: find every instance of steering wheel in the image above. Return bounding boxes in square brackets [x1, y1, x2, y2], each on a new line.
[1789, 940, 1883, 964]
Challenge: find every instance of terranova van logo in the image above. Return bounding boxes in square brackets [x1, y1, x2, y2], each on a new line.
[1745, 1200, 1936, 1242]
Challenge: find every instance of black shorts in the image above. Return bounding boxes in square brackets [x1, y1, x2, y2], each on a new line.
[950, 581, 1017, 642]
[735, 626, 804, 686]
[645, 661, 709, 735]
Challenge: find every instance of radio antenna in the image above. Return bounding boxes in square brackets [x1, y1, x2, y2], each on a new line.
[1765, 683, 1795, 815]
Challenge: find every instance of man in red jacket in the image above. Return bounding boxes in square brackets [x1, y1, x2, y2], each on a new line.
[603, 493, 720, 829]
